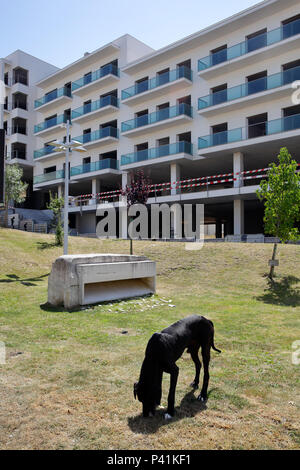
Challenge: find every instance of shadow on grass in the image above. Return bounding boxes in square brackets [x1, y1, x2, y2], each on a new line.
[0, 273, 49, 287]
[256, 276, 300, 307]
[128, 389, 215, 434]
[36, 241, 58, 250]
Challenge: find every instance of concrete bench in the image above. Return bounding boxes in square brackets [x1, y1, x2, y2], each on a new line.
[48, 254, 156, 309]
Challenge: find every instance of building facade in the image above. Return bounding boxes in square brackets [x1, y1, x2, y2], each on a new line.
[1, 0, 300, 236]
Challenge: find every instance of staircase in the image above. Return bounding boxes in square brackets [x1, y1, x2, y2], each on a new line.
[0, 208, 53, 233]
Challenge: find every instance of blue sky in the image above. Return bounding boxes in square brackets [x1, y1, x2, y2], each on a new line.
[1, 0, 260, 68]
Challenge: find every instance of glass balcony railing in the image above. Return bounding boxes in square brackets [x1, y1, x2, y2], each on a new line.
[34, 114, 69, 133]
[34, 146, 56, 159]
[72, 64, 119, 91]
[34, 86, 72, 108]
[74, 126, 118, 144]
[121, 66, 193, 100]
[71, 95, 119, 120]
[34, 170, 65, 185]
[121, 141, 193, 166]
[70, 158, 119, 177]
[198, 65, 300, 109]
[121, 103, 193, 133]
[198, 113, 300, 149]
[198, 18, 300, 71]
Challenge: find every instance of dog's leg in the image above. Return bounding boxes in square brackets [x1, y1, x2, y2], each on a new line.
[198, 344, 210, 402]
[189, 346, 201, 389]
[165, 365, 179, 419]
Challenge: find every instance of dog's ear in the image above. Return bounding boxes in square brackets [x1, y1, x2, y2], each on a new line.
[134, 382, 138, 400]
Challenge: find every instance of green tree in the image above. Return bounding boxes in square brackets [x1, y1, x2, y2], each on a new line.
[47, 192, 64, 246]
[257, 147, 300, 280]
[3, 164, 28, 227]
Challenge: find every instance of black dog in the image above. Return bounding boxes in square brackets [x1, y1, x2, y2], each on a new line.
[134, 315, 221, 419]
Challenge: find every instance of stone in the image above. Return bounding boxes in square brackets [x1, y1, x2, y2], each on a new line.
[48, 253, 156, 309]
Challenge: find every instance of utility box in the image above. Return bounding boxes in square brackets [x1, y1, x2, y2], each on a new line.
[48, 254, 156, 309]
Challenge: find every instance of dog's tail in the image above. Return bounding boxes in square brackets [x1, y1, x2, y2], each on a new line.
[209, 320, 222, 353]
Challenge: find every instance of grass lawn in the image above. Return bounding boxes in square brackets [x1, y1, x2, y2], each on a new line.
[0, 228, 299, 450]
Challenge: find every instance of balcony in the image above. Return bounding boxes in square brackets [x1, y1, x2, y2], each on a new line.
[198, 18, 300, 76]
[198, 65, 300, 113]
[74, 126, 119, 148]
[72, 64, 119, 95]
[34, 114, 69, 136]
[121, 103, 193, 137]
[34, 86, 72, 111]
[71, 95, 119, 123]
[121, 141, 193, 168]
[198, 113, 300, 153]
[70, 158, 119, 178]
[33, 145, 66, 161]
[121, 67, 193, 105]
[34, 169, 65, 186]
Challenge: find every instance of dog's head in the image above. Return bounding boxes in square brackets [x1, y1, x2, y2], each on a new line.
[134, 360, 162, 417]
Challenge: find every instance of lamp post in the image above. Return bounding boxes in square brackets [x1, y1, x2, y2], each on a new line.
[49, 120, 86, 255]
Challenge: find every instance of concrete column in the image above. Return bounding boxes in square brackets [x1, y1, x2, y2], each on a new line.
[170, 163, 180, 195]
[233, 151, 244, 188]
[216, 220, 222, 239]
[92, 178, 101, 196]
[234, 199, 244, 235]
[170, 204, 182, 239]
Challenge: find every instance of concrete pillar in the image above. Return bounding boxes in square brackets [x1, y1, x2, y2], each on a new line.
[170, 163, 180, 196]
[216, 220, 222, 239]
[170, 204, 182, 239]
[233, 151, 244, 188]
[92, 178, 101, 196]
[234, 199, 244, 235]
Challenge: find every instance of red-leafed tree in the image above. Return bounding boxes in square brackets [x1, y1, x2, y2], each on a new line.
[121, 170, 151, 254]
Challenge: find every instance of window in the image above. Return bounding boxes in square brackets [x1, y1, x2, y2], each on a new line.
[282, 14, 300, 40]
[83, 128, 91, 143]
[247, 113, 267, 138]
[135, 109, 149, 127]
[83, 100, 92, 114]
[11, 143, 26, 160]
[157, 137, 170, 157]
[13, 67, 28, 85]
[135, 77, 149, 94]
[84, 72, 92, 85]
[44, 166, 56, 174]
[157, 68, 170, 86]
[211, 84, 227, 105]
[100, 150, 117, 160]
[246, 29, 267, 53]
[12, 92, 27, 110]
[246, 71, 267, 95]
[177, 132, 191, 143]
[211, 45, 227, 66]
[283, 105, 300, 131]
[12, 117, 26, 135]
[212, 123, 228, 145]
[135, 143, 148, 162]
[282, 59, 300, 84]
[157, 102, 170, 121]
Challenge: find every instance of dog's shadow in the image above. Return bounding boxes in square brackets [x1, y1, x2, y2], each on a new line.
[128, 389, 214, 434]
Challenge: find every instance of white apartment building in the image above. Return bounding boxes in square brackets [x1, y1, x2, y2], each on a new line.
[1, 0, 300, 236]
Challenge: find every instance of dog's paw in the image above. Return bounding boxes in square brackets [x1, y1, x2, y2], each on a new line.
[190, 381, 199, 390]
[197, 395, 207, 403]
[164, 413, 173, 420]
